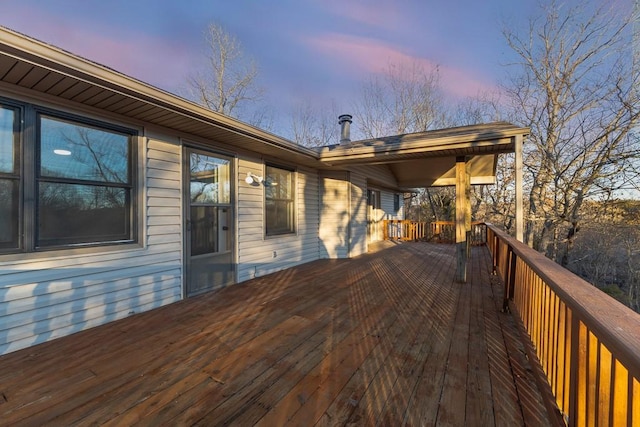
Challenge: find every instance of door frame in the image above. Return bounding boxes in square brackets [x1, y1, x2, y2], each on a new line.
[182, 145, 237, 297]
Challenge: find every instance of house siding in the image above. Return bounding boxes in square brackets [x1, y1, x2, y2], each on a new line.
[349, 171, 368, 257]
[236, 159, 320, 282]
[0, 136, 183, 355]
[381, 191, 404, 221]
[319, 171, 350, 259]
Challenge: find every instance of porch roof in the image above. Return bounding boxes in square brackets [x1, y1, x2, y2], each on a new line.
[0, 26, 529, 187]
[317, 122, 529, 188]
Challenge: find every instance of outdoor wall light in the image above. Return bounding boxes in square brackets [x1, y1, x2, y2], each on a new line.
[245, 172, 263, 185]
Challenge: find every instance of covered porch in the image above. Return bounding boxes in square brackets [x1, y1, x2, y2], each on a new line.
[0, 242, 550, 426]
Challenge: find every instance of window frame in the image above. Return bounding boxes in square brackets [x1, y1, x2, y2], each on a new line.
[0, 101, 22, 252]
[394, 193, 400, 212]
[264, 163, 296, 237]
[0, 97, 139, 255]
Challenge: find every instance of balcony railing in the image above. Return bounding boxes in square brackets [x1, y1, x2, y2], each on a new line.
[383, 219, 640, 425]
[487, 223, 640, 426]
[382, 220, 486, 245]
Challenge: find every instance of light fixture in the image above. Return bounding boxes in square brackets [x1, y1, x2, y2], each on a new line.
[53, 149, 72, 156]
[245, 172, 263, 185]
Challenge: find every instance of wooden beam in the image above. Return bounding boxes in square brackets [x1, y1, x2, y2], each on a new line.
[456, 156, 470, 282]
[515, 134, 524, 242]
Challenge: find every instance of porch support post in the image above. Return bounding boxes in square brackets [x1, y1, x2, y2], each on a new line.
[456, 156, 470, 283]
[515, 134, 524, 242]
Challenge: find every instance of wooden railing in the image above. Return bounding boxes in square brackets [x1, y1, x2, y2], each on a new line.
[383, 220, 428, 241]
[486, 223, 640, 426]
[383, 220, 486, 245]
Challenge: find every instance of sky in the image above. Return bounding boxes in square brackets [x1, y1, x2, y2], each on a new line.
[0, 0, 634, 139]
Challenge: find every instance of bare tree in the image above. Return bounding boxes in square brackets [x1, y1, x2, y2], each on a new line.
[187, 23, 266, 126]
[352, 61, 446, 139]
[289, 100, 339, 147]
[503, 1, 640, 262]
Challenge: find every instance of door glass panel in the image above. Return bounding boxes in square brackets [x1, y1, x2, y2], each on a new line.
[190, 153, 230, 204]
[190, 206, 231, 256]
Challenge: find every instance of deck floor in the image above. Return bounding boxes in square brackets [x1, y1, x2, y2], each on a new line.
[0, 243, 550, 426]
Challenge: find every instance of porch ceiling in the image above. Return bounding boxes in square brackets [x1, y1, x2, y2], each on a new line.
[316, 122, 529, 188]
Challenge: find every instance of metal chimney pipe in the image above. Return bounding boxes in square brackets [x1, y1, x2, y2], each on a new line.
[338, 114, 352, 145]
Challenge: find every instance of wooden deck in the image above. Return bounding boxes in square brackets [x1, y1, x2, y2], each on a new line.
[0, 243, 551, 426]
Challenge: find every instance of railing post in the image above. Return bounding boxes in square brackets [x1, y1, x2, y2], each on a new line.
[503, 246, 517, 312]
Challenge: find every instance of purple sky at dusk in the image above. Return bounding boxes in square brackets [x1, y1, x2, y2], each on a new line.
[0, 0, 633, 139]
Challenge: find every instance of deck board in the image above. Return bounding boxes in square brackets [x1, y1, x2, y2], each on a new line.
[0, 243, 551, 426]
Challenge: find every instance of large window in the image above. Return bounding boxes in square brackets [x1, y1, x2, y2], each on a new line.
[0, 100, 137, 254]
[265, 164, 295, 236]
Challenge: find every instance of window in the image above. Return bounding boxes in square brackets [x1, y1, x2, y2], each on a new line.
[265, 164, 295, 235]
[394, 194, 400, 212]
[0, 105, 19, 251]
[0, 100, 137, 254]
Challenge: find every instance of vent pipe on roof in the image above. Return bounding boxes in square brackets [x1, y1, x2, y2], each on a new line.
[338, 114, 352, 145]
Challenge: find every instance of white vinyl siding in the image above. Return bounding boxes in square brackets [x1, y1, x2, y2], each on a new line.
[348, 171, 368, 258]
[319, 171, 350, 259]
[0, 137, 183, 355]
[381, 191, 404, 221]
[236, 159, 320, 282]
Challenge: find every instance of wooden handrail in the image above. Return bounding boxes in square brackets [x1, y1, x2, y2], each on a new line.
[383, 220, 486, 245]
[486, 223, 640, 426]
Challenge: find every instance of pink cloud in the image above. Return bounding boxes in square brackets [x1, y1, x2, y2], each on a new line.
[305, 33, 499, 99]
[1, 4, 195, 95]
[318, 0, 403, 30]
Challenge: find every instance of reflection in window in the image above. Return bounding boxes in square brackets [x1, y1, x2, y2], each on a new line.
[190, 153, 230, 204]
[0, 106, 17, 174]
[0, 179, 19, 250]
[265, 165, 295, 236]
[38, 183, 129, 245]
[40, 116, 129, 183]
[0, 105, 19, 250]
[37, 115, 134, 248]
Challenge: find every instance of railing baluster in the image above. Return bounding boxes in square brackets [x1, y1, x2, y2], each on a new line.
[485, 223, 640, 427]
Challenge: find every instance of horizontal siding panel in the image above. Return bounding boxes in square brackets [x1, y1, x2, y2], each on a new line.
[148, 197, 181, 207]
[147, 224, 181, 235]
[0, 242, 180, 273]
[147, 187, 180, 198]
[0, 249, 181, 292]
[147, 233, 181, 245]
[148, 177, 180, 190]
[147, 158, 181, 173]
[147, 215, 181, 226]
[0, 264, 182, 305]
[147, 168, 180, 180]
[1, 275, 180, 330]
[147, 206, 181, 217]
[0, 288, 181, 354]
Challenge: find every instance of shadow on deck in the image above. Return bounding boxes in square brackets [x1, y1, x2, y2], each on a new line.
[0, 243, 551, 426]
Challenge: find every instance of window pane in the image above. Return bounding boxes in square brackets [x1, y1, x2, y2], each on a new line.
[190, 153, 230, 204]
[38, 182, 130, 246]
[0, 179, 19, 250]
[40, 116, 130, 183]
[266, 200, 295, 235]
[265, 165, 295, 235]
[0, 106, 17, 174]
